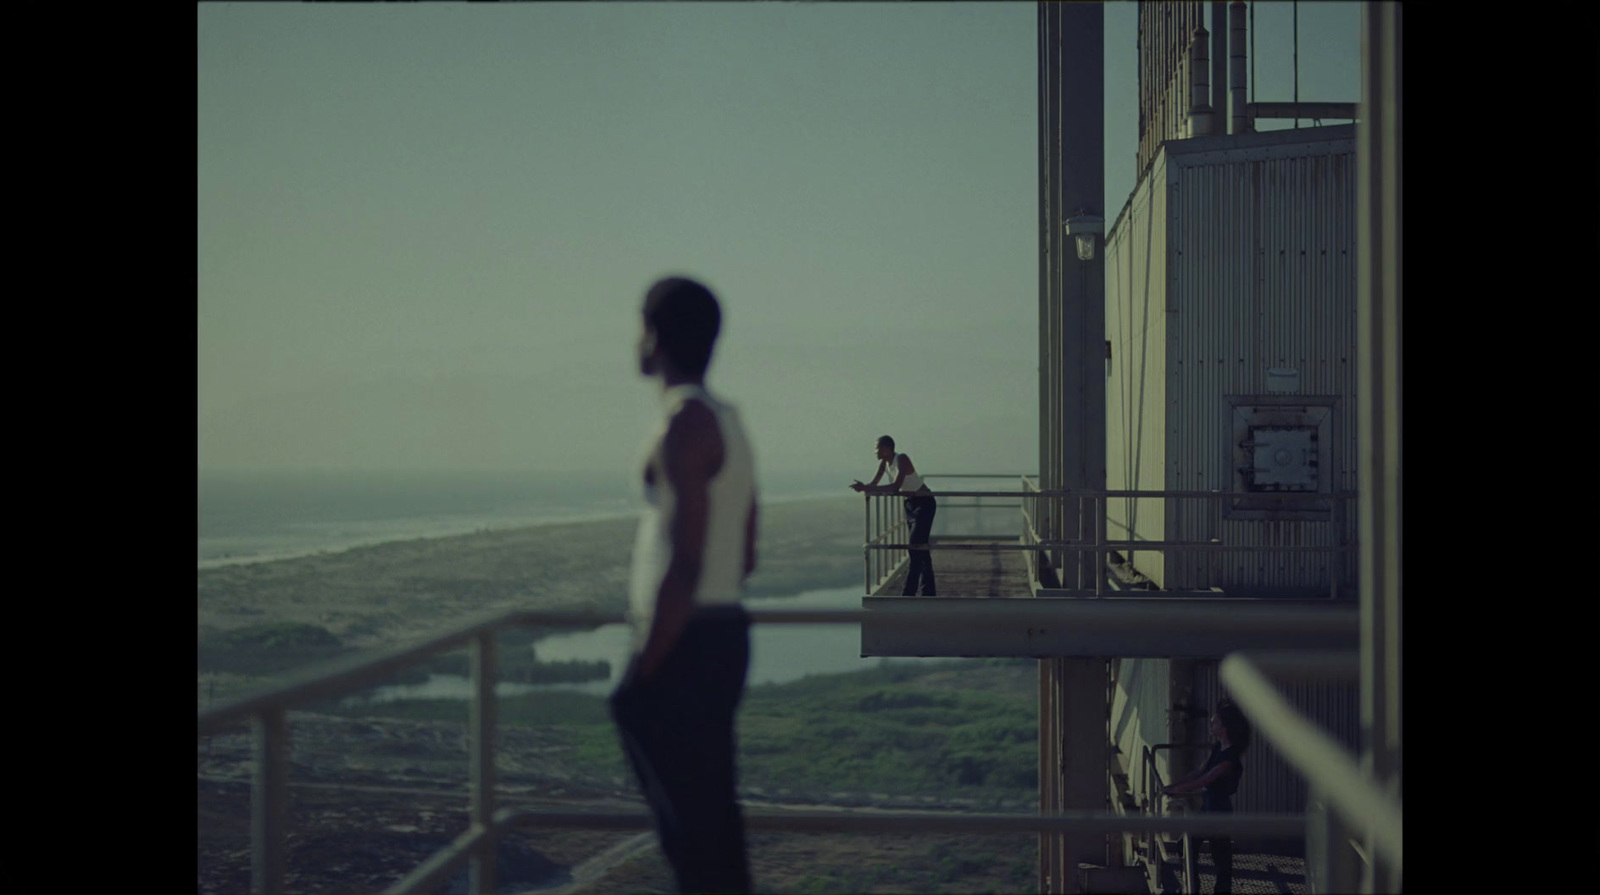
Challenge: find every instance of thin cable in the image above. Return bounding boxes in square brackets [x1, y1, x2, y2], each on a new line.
[1293, 0, 1300, 128]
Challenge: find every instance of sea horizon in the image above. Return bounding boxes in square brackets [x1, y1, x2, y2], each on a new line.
[198, 466, 851, 569]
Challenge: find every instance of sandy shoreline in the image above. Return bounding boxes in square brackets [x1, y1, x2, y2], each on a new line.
[197, 494, 865, 650]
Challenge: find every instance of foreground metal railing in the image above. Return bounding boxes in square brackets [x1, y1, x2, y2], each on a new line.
[866, 478, 1358, 598]
[1220, 651, 1402, 893]
[198, 606, 1318, 895]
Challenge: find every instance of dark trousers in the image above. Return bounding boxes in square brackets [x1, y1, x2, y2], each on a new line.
[902, 496, 937, 596]
[1209, 833, 1234, 893]
[608, 606, 751, 894]
[1204, 799, 1234, 893]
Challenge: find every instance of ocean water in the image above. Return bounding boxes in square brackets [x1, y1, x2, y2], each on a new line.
[197, 467, 845, 568]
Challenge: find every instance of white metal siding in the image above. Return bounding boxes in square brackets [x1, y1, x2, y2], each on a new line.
[1110, 657, 1175, 810]
[1164, 133, 1359, 591]
[1105, 153, 1170, 587]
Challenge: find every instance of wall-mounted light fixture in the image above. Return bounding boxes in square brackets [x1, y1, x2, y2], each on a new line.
[1064, 213, 1104, 261]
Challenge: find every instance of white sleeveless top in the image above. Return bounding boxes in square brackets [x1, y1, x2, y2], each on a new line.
[628, 384, 756, 645]
[887, 452, 926, 493]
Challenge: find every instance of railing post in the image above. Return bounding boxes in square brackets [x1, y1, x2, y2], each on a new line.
[469, 633, 497, 895]
[1094, 497, 1104, 597]
[1306, 788, 1360, 894]
[864, 492, 871, 595]
[1181, 831, 1196, 894]
[252, 709, 288, 895]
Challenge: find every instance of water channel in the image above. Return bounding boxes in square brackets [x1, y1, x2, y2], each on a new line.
[347, 586, 952, 704]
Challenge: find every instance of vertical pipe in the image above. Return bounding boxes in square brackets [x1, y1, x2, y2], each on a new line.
[469, 633, 498, 895]
[1212, 2, 1227, 130]
[1229, 2, 1247, 135]
[1293, 0, 1300, 127]
[1189, 25, 1211, 138]
[252, 710, 288, 895]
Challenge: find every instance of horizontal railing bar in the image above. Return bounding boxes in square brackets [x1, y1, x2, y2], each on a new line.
[198, 610, 621, 735]
[503, 808, 1305, 838]
[924, 473, 1040, 479]
[866, 541, 1356, 552]
[867, 490, 1357, 500]
[1220, 653, 1402, 872]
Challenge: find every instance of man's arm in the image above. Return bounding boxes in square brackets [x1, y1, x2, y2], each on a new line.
[635, 400, 724, 679]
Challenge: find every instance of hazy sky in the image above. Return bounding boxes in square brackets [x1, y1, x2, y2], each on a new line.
[197, 2, 1359, 480]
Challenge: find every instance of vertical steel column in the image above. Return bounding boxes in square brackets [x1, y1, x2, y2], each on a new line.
[469, 633, 498, 895]
[1356, 4, 1402, 892]
[1057, 3, 1105, 594]
[1038, 4, 1106, 886]
[252, 710, 288, 895]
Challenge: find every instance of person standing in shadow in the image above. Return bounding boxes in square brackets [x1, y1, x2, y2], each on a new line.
[609, 276, 758, 894]
[852, 435, 937, 596]
[1163, 698, 1252, 893]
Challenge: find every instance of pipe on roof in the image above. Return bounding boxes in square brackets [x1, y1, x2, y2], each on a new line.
[1229, 1, 1249, 134]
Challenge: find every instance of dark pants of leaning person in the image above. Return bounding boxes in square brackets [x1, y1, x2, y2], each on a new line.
[609, 606, 751, 894]
[1205, 796, 1234, 893]
[902, 495, 937, 596]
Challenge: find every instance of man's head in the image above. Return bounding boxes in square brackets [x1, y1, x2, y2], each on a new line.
[639, 276, 721, 380]
[875, 435, 895, 462]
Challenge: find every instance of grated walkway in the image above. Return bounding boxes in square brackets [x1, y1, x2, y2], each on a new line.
[869, 538, 1033, 598]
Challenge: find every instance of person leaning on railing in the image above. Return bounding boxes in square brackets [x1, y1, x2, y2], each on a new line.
[1163, 699, 1252, 894]
[851, 435, 936, 596]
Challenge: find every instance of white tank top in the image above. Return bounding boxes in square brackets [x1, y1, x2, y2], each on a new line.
[628, 384, 756, 644]
[887, 452, 926, 493]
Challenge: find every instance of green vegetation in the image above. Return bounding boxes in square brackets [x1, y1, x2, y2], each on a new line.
[197, 622, 349, 677]
[328, 658, 1038, 806]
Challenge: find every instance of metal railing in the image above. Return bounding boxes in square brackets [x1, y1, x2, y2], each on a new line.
[199, 605, 1316, 895]
[1140, 743, 1212, 894]
[862, 473, 1029, 595]
[865, 476, 1358, 598]
[1219, 651, 1402, 893]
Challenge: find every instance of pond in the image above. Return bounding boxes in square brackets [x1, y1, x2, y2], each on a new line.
[347, 586, 948, 704]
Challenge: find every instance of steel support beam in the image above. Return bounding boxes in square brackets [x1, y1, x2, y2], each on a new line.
[1357, 3, 1403, 892]
[861, 597, 1359, 659]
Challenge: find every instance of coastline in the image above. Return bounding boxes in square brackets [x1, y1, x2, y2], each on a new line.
[198, 493, 864, 652]
[198, 488, 852, 571]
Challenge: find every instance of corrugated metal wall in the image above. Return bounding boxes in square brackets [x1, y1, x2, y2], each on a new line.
[1105, 153, 1170, 588]
[1163, 130, 1359, 591]
[1192, 660, 1360, 824]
